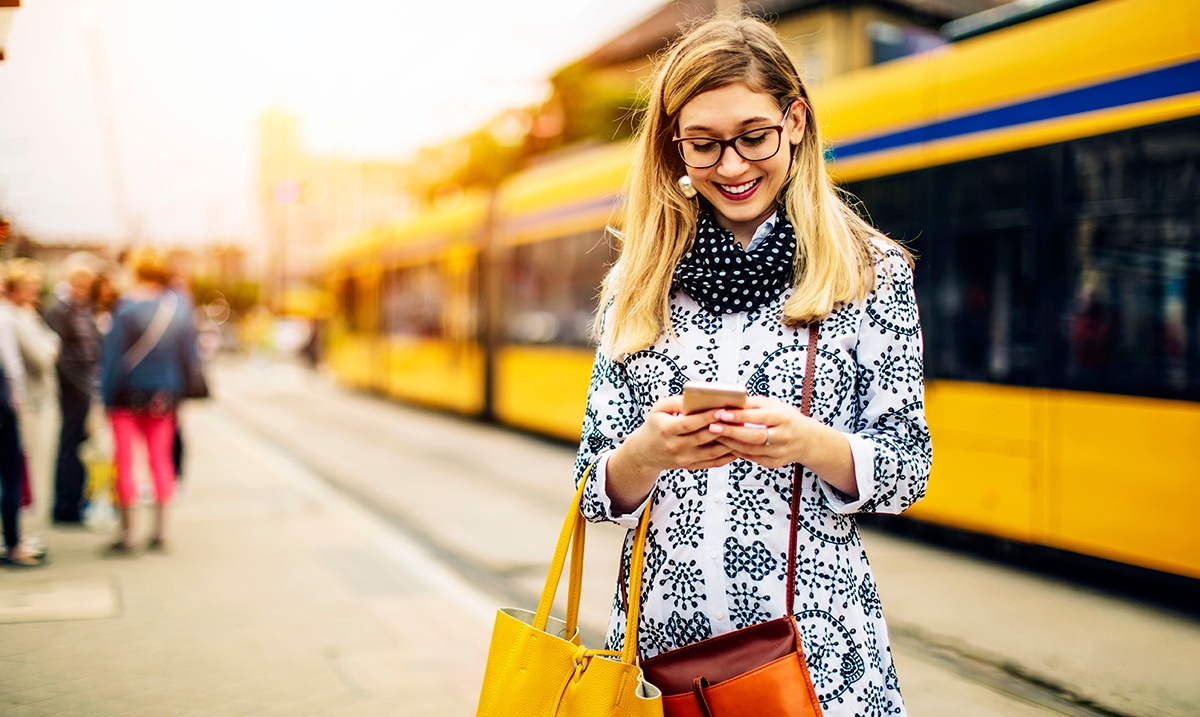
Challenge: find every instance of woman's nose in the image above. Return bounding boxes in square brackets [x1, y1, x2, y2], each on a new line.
[715, 144, 749, 176]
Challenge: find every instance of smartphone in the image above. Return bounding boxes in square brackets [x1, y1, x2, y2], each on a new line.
[682, 381, 747, 415]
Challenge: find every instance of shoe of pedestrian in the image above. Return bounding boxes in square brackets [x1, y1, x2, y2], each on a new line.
[146, 537, 170, 553]
[104, 541, 138, 557]
[3, 547, 47, 567]
[19, 536, 47, 558]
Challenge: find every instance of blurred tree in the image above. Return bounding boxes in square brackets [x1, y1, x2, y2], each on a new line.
[548, 62, 644, 147]
[403, 62, 644, 204]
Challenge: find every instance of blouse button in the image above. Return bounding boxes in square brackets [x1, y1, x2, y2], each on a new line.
[714, 611, 725, 621]
[710, 551, 718, 560]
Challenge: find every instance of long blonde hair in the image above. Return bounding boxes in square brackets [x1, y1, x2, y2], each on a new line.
[598, 12, 909, 359]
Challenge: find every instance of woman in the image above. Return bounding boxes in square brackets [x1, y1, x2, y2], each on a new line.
[574, 14, 931, 716]
[100, 248, 199, 552]
[0, 262, 43, 566]
[6, 259, 61, 529]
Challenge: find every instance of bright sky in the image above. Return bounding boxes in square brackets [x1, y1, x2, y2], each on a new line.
[0, 0, 662, 245]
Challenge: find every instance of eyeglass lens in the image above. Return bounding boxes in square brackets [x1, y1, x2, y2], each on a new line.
[678, 128, 782, 168]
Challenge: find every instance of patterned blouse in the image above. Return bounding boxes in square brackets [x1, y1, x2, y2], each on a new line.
[574, 239, 931, 717]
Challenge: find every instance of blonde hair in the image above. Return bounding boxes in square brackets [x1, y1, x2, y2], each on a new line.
[62, 251, 99, 283]
[5, 258, 42, 292]
[127, 246, 170, 285]
[598, 12, 910, 359]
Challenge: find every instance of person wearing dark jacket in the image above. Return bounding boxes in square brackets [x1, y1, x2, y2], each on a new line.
[101, 248, 199, 552]
[45, 255, 100, 525]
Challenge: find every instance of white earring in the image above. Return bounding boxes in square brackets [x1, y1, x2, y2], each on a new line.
[678, 175, 697, 199]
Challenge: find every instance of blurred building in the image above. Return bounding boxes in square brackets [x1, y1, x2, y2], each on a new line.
[4, 230, 112, 273]
[257, 110, 414, 301]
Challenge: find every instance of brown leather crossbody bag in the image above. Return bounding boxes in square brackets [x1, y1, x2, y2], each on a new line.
[631, 325, 825, 717]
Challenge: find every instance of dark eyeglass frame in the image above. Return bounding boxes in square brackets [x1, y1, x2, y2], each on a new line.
[672, 104, 794, 169]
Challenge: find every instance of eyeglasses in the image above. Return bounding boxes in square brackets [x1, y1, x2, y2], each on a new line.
[672, 105, 793, 169]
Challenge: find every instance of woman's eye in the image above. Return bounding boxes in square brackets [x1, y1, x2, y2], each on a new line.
[688, 140, 718, 153]
[739, 131, 769, 147]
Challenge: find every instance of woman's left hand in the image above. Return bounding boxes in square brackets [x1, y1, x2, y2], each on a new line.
[707, 396, 859, 497]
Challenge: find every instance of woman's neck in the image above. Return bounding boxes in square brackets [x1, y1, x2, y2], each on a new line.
[713, 205, 777, 249]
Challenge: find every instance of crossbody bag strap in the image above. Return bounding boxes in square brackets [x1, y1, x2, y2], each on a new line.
[121, 292, 178, 373]
[785, 321, 820, 617]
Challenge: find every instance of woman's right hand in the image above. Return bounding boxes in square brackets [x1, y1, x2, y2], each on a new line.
[604, 395, 736, 514]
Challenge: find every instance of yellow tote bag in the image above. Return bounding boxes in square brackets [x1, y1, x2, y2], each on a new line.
[476, 464, 662, 717]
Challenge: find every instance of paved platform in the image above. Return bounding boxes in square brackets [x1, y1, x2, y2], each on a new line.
[0, 393, 494, 717]
[1, 358, 1197, 717]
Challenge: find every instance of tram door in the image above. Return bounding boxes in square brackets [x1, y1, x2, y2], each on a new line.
[918, 154, 1048, 543]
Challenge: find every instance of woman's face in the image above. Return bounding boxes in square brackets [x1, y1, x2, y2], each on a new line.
[676, 82, 805, 235]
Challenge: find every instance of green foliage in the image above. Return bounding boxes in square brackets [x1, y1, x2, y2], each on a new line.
[550, 62, 645, 145]
[405, 63, 645, 204]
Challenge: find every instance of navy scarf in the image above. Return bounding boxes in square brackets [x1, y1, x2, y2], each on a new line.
[674, 210, 796, 315]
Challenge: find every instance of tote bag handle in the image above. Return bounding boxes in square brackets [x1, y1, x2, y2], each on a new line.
[532, 461, 654, 665]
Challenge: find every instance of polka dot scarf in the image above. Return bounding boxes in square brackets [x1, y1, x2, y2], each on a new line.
[674, 210, 796, 315]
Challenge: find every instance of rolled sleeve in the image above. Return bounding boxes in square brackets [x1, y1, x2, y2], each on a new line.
[585, 450, 654, 528]
[820, 432, 878, 514]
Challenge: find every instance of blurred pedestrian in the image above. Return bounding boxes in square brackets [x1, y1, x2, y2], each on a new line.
[91, 272, 120, 336]
[165, 259, 196, 486]
[100, 248, 200, 552]
[574, 15, 930, 716]
[301, 318, 321, 368]
[0, 263, 44, 567]
[5, 259, 62, 530]
[45, 253, 100, 525]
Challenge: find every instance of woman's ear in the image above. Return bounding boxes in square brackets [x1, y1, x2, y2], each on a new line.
[787, 99, 807, 144]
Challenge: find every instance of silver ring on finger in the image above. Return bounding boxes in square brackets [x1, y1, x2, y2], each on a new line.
[764, 427, 772, 447]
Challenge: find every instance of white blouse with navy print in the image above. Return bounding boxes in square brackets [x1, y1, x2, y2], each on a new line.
[573, 236, 931, 717]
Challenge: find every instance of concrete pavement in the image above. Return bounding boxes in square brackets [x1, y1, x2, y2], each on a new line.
[2, 358, 1197, 716]
[0, 391, 493, 716]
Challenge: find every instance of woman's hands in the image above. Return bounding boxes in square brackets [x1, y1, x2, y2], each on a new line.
[606, 393, 860, 515]
[708, 395, 859, 499]
[704, 395, 811, 469]
[605, 395, 736, 514]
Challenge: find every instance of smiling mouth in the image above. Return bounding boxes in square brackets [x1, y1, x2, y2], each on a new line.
[715, 178, 761, 200]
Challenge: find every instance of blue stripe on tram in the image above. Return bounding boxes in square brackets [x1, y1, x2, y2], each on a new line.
[829, 57, 1200, 161]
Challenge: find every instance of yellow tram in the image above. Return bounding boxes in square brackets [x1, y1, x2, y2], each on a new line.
[327, 0, 1200, 580]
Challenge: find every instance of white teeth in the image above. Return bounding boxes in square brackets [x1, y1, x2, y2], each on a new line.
[720, 179, 758, 195]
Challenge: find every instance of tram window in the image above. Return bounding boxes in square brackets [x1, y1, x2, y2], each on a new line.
[507, 230, 615, 346]
[941, 154, 1030, 218]
[381, 263, 444, 338]
[1068, 117, 1200, 207]
[935, 228, 1040, 384]
[846, 172, 928, 242]
[1058, 120, 1200, 399]
[341, 276, 366, 333]
[1058, 219, 1199, 397]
